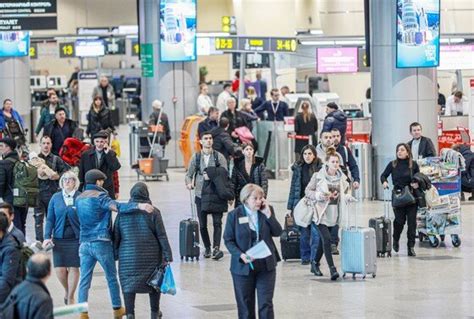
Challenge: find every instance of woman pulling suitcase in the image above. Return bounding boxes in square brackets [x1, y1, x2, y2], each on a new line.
[380, 143, 420, 257]
[305, 147, 352, 280]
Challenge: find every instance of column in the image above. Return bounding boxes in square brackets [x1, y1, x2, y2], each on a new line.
[0, 57, 31, 138]
[139, 0, 198, 167]
[371, 0, 437, 199]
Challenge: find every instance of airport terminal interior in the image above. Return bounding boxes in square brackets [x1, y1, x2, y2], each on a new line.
[0, 0, 474, 318]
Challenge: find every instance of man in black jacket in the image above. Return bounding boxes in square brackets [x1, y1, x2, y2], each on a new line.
[79, 130, 121, 199]
[0, 213, 20, 304]
[197, 107, 219, 138]
[43, 107, 78, 155]
[322, 102, 348, 144]
[408, 122, 436, 160]
[7, 253, 53, 318]
[33, 136, 70, 242]
[212, 117, 240, 161]
[0, 138, 28, 235]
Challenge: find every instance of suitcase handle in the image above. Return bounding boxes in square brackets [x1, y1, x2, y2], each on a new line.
[383, 189, 391, 219]
[189, 189, 197, 220]
[345, 198, 359, 229]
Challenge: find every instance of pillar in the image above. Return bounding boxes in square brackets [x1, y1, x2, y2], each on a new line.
[0, 57, 31, 137]
[371, 0, 438, 199]
[139, 0, 198, 167]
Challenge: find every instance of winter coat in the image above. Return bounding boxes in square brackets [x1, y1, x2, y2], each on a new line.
[211, 127, 237, 160]
[221, 110, 248, 134]
[287, 159, 322, 210]
[305, 165, 352, 225]
[231, 156, 268, 207]
[184, 151, 227, 198]
[197, 117, 218, 138]
[114, 183, 173, 293]
[336, 144, 360, 183]
[0, 109, 24, 131]
[201, 166, 234, 213]
[8, 275, 54, 319]
[43, 119, 78, 155]
[35, 103, 69, 135]
[78, 147, 121, 198]
[408, 136, 437, 159]
[0, 151, 19, 204]
[294, 113, 318, 154]
[148, 110, 171, 144]
[322, 110, 347, 143]
[37, 153, 70, 196]
[0, 233, 21, 303]
[92, 84, 116, 109]
[458, 145, 474, 190]
[86, 105, 114, 137]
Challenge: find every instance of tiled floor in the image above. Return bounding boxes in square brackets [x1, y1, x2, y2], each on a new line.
[23, 126, 474, 318]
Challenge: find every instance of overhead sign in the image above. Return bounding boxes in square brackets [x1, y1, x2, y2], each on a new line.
[140, 43, 154, 77]
[131, 40, 140, 56]
[29, 42, 37, 59]
[317, 47, 358, 74]
[0, 0, 57, 31]
[59, 42, 75, 58]
[358, 48, 370, 72]
[214, 36, 297, 53]
[438, 45, 474, 71]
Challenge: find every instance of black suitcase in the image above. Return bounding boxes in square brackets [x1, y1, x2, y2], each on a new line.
[179, 191, 200, 261]
[368, 193, 392, 257]
[280, 214, 301, 261]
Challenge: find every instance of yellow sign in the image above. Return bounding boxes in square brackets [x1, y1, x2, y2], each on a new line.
[275, 39, 297, 52]
[59, 42, 75, 58]
[215, 37, 235, 50]
[249, 39, 264, 47]
[133, 43, 140, 55]
[29, 46, 36, 59]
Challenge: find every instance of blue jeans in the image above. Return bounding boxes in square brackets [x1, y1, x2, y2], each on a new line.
[78, 241, 122, 308]
[299, 223, 321, 261]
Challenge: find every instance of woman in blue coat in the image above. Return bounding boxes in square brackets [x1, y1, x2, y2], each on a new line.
[0, 99, 25, 144]
[43, 170, 81, 305]
[224, 184, 282, 319]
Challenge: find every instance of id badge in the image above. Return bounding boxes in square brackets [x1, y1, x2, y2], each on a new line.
[65, 197, 74, 206]
[13, 188, 19, 196]
[239, 217, 249, 224]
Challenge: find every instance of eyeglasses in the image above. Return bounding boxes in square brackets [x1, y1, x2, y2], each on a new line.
[63, 177, 75, 182]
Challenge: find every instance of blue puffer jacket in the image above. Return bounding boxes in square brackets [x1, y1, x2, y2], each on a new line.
[0, 109, 24, 131]
[76, 184, 137, 243]
[287, 160, 322, 210]
[322, 110, 347, 142]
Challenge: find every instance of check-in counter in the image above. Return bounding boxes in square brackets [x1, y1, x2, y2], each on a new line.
[439, 115, 468, 130]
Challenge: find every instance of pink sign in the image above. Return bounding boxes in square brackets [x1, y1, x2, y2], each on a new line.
[439, 45, 474, 70]
[317, 47, 358, 73]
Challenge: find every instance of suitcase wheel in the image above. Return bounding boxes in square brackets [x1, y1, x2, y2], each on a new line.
[180, 256, 184, 260]
[372, 274, 376, 278]
[185, 257, 189, 261]
[352, 273, 356, 280]
[451, 235, 461, 247]
[429, 236, 440, 248]
[362, 275, 366, 279]
[196, 257, 200, 261]
[387, 252, 392, 258]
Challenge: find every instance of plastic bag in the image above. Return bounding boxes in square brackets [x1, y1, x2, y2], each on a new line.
[160, 265, 176, 295]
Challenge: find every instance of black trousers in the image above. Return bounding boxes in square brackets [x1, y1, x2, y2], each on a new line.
[330, 224, 339, 246]
[232, 269, 276, 319]
[315, 224, 336, 269]
[123, 291, 160, 315]
[33, 192, 54, 242]
[13, 206, 29, 235]
[393, 204, 417, 248]
[195, 196, 223, 249]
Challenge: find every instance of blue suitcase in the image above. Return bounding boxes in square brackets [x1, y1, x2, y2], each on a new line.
[341, 226, 377, 279]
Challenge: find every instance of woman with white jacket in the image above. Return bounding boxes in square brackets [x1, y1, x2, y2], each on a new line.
[305, 147, 351, 281]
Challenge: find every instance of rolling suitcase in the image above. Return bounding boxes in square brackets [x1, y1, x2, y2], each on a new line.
[341, 201, 377, 279]
[280, 214, 301, 261]
[179, 191, 200, 261]
[369, 191, 392, 257]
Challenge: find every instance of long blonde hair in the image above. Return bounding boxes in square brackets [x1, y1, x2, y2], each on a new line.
[301, 101, 312, 123]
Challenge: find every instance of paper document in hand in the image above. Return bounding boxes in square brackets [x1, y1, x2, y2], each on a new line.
[245, 240, 272, 259]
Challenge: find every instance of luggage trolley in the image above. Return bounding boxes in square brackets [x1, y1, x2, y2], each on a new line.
[417, 156, 462, 248]
[135, 123, 169, 182]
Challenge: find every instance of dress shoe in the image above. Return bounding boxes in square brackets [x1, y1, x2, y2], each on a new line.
[393, 241, 399, 253]
[310, 261, 323, 276]
[301, 259, 310, 265]
[331, 244, 340, 255]
[408, 247, 416, 257]
[204, 247, 212, 258]
[330, 266, 340, 281]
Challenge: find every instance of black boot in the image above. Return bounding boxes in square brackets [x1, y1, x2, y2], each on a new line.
[393, 241, 399, 253]
[469, 192, 474, 201]
[408, 247, 416, 257]
[151, 311, 162, 319]
[212, 247, 224, 260]
[310, 261, 323, 276]
[127, 315, 135, 319]
[330, 266, 339, 281]
[204, 247, 211, 258]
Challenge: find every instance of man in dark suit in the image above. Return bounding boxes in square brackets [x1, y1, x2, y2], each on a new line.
[253, 88, 289, 121]
[79, 130, 121, 199]
[408, 122, 436, 160]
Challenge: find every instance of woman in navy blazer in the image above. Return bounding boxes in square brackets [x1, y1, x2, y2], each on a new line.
[43, 170, 81, 305]
[224, 184, 282, 319]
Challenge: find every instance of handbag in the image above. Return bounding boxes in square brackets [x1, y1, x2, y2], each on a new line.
[293, 197, 315, 227]
[392, 186, 416, 208]
[146, 265, 166, 292]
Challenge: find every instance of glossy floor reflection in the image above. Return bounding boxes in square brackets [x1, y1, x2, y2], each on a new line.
[22, 126, 474, 318]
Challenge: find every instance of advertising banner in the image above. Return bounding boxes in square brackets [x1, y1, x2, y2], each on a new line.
[316, 47, 358, 73]
[159, 0, 197, 62]
[438, 45, 474, 70]
[0, 31, 29, 57]
[396, 0, 440, 68]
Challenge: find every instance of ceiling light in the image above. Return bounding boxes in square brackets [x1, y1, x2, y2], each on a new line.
[310, 29, 324, 35]
[300, 40, 335, 46]
[196, 32, 230, 38]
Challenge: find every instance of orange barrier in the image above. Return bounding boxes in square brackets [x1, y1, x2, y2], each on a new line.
[179, 115, 204, 169]
[138, 158, 154, 174]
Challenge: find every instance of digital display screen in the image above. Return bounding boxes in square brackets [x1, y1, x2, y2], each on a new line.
[75, 40, 105, 57]
[159, 0, 197, 62]
[396, 0, 440, 68]
[316, 47, 358, 73]
[0, 31, 30, 57]
[438, 45, 474, 70]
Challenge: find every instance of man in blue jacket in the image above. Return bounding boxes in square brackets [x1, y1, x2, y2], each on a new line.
[0, 212, 20, 304]
[253, 88, 289, 121]
[76, 169, 154, 319]
[322, 102, 347, 144]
